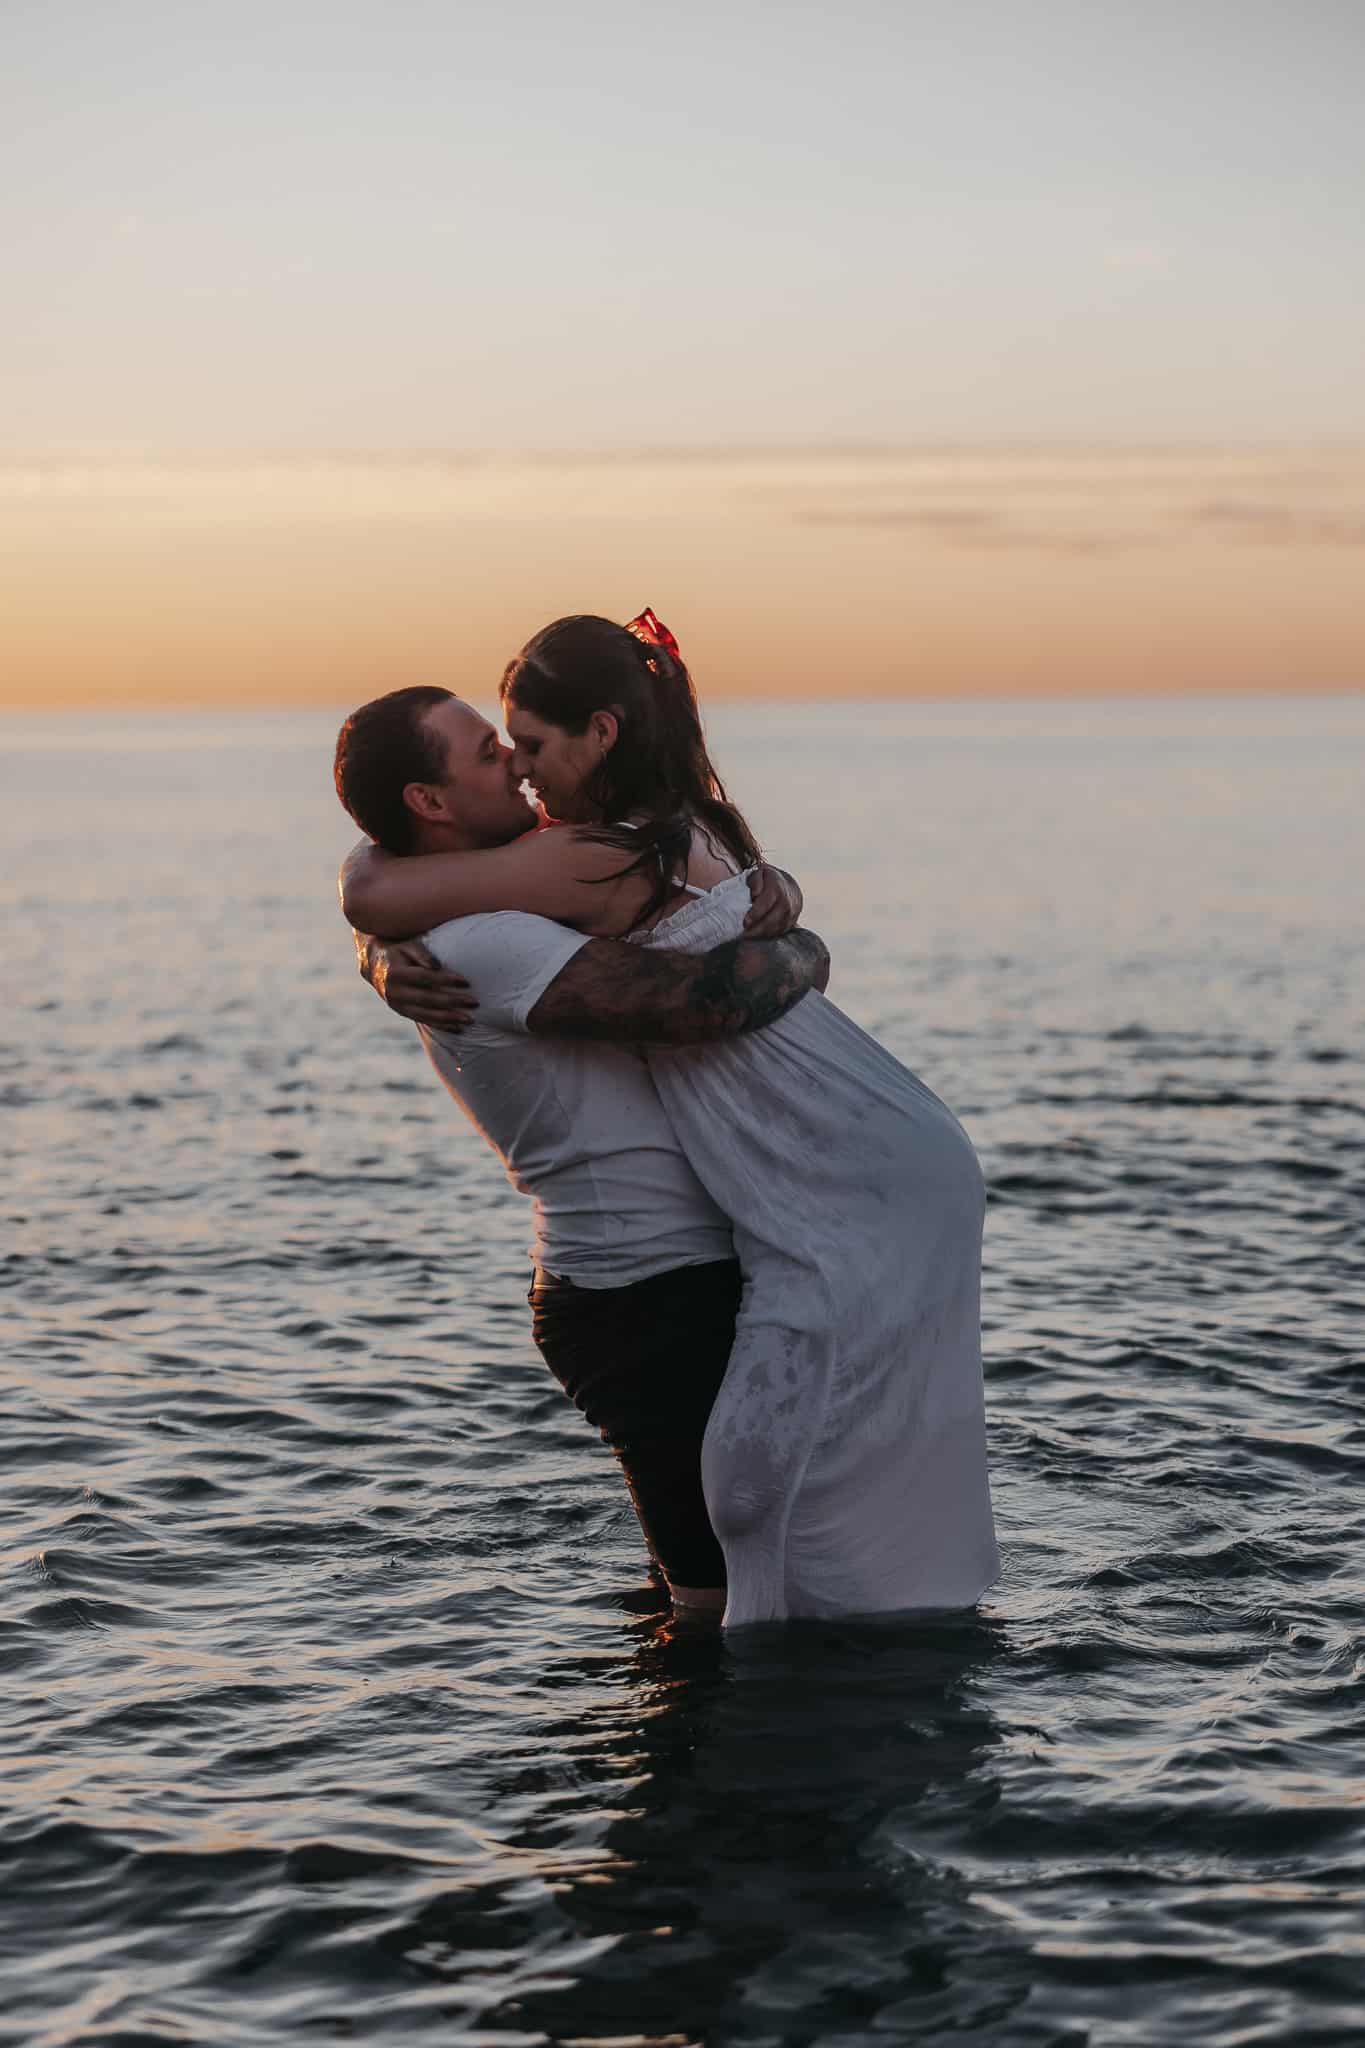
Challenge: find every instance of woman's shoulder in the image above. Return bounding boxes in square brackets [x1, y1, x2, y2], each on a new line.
[681, 818, 744, 892]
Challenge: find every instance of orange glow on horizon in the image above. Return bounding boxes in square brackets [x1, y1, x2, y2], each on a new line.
[4, 446, 1363, 710]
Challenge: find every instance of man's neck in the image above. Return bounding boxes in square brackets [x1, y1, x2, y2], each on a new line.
[411, 821, 485, 856]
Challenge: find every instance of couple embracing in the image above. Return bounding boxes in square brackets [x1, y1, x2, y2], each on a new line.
[333, 610, 998, 1628]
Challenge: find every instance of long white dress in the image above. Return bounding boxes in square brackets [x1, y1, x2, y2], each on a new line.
[632, 873, 1000, 1628]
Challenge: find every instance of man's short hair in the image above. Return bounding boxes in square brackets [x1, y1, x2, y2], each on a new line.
[333, 686, 454, 852]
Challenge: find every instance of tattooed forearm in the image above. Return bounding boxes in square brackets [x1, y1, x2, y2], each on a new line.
[527, 929, 830, 1045]
[689, 931, 828, 1039]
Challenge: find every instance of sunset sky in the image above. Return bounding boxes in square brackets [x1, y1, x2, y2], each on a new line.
[4, 0, 1364, 706]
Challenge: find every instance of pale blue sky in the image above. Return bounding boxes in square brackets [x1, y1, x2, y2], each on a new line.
[6, 0, 1365, 450]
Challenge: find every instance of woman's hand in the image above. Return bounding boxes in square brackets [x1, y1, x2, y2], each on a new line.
[742, 864, 804, 939]
[354, 932, 478, 1032]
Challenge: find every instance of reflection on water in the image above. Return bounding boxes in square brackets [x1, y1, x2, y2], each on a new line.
[453, 1610, 1014, 2044]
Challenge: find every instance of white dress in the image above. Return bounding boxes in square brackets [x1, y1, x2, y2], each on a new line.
[633, 873, 1000, 1628]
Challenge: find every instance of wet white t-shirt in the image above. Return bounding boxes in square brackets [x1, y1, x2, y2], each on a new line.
[418, 912, 734, 1287]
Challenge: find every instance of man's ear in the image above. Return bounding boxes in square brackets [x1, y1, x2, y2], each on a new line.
[589, 707, 622, 755]
[402, 780, 451, 825]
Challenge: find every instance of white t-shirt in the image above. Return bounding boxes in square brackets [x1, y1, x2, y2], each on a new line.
[417, 912, 734, 1287]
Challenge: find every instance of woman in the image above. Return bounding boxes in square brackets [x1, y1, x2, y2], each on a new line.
[344, 612, 1000, 1626]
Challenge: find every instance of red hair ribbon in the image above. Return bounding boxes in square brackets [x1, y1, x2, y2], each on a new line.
[624, 608, 682, 663]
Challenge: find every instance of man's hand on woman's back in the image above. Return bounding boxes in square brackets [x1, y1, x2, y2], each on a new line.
[743, 864, 803, 939]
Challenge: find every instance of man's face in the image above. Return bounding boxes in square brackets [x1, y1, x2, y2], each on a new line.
[412, 698, 536, 848]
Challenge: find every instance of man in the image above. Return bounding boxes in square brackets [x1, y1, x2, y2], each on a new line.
[333, 686, 827, 1612]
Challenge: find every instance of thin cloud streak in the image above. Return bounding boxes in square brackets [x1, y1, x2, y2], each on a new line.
[1190, 502, 1365, 547]
[778, 445, 1365, 556]
[795, 508, 1152, 556]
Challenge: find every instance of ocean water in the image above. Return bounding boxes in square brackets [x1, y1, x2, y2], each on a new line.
[3, 692, 1363, 2048]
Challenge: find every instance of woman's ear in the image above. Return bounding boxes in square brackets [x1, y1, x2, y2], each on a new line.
[589, 708, 621, 756]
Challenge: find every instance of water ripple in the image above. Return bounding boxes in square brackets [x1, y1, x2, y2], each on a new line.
[3, 701, 1365, 2044]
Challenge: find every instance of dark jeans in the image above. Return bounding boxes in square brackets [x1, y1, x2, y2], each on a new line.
[528, 1258, 742, 1588]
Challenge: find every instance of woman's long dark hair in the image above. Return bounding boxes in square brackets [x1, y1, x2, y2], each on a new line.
[500, 614, 762, 924]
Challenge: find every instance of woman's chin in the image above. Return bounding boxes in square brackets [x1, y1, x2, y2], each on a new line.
[539, 795, 592, 826]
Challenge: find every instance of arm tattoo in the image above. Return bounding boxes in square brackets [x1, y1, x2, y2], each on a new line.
[527, 929, 830, 1045]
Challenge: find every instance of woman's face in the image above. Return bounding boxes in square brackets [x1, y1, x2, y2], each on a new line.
[504, 700, 611, 823]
